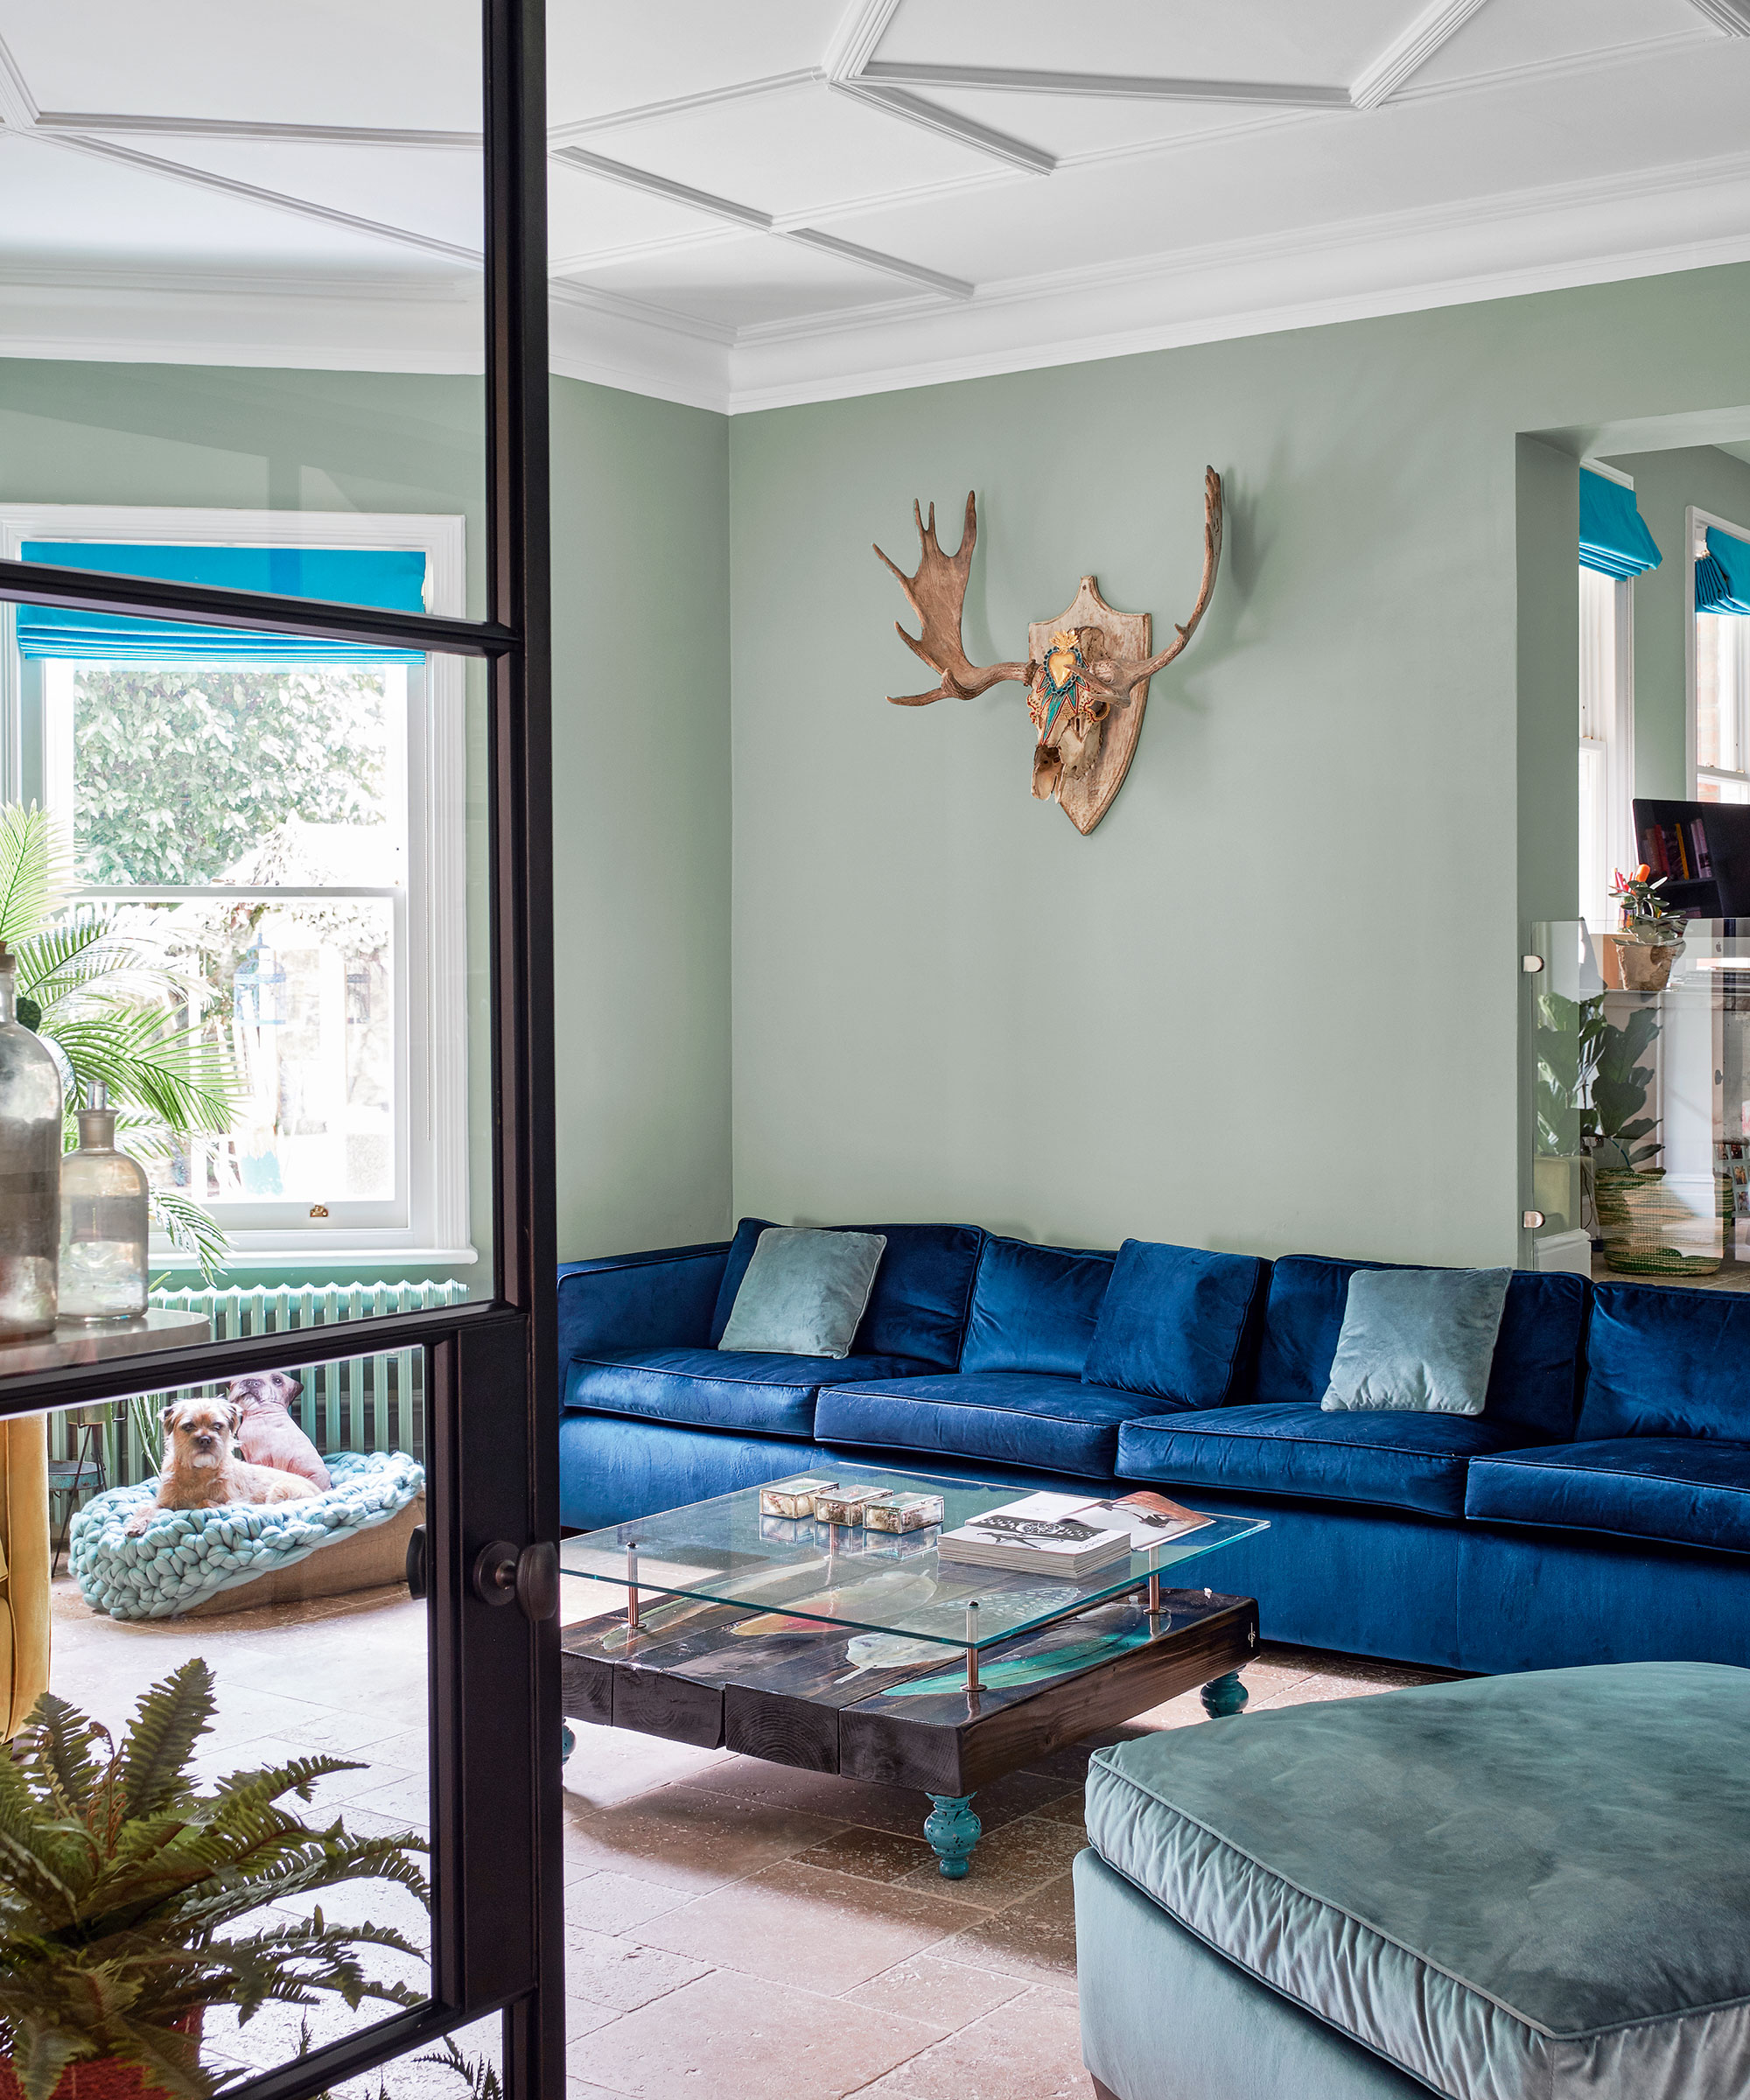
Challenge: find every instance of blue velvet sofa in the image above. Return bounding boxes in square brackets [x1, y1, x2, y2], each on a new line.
[556, 1220, 1750, 1676]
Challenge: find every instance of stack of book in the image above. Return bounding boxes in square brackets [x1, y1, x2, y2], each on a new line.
[938, 1489, 1210, 1578]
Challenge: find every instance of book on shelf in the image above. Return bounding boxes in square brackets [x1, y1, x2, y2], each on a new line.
[938, 1489, 1212, 1578]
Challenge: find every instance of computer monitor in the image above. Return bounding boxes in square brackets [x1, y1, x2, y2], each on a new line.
[1632, 797, 1750, 919]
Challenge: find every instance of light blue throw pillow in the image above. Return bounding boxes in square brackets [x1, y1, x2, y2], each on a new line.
[718, 1226, 887, 1359]
[1320, 1267, 1512, 1417]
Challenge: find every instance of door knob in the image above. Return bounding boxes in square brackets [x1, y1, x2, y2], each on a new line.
[472, 1538, 559, 1622]
[406, 1523, 427, 1600]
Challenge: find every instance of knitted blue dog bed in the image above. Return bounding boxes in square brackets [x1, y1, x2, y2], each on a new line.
[69, 1450, 425, 1621]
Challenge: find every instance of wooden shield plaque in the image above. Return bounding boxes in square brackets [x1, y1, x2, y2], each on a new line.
[1029, 576, 1151, 836]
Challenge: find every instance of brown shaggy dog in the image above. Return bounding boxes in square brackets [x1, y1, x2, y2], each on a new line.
[227, 1370, 331, 1490]
[123, 1397, 319, 1536]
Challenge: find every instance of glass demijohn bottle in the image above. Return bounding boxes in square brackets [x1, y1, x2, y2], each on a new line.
[0, 939, 62, 1336]
[60, 1080, 150, 1322]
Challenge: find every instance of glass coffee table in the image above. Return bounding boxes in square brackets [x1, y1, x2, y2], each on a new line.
[559, 1466, 1267, 1878]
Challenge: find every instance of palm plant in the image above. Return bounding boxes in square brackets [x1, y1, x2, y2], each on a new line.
[0, 804, 237, 1280]
[0, 1659, 428, 2100]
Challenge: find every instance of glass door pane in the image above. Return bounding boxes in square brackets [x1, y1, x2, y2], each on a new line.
[0, 0, 486, 604]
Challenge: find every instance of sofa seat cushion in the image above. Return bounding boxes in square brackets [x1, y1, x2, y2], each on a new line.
[1256, 1255, 1586, 1439]
[815, 1370, 1164, 1479]
[1116, 1403, 1522, 1518]
[1085, 1662, 1750, 2100]
[1466, 1437, 1750, 1555]
[564, 1348, 933, 1439]
[710, 1219, 982, 1371]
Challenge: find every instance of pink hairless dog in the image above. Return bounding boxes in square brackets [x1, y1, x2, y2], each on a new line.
[226, 1371, 332, 1491]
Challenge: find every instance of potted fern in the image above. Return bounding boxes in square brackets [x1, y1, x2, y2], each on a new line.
[0, 1659, 428, 2100]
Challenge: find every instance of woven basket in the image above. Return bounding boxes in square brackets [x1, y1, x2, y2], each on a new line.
[1594, 1167, 1724, 1277]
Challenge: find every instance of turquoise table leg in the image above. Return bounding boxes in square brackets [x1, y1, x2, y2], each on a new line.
[924, 1793, 983, 1878]
[1200, 1671, 1249, 1718]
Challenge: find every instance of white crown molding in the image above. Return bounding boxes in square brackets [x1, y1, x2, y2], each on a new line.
[0, 273, 733, 413]
[1689, 0, 1750, 32]
[547, 284, 731, 409]
[723, 148, 1750, 412]
[1350, 0, 1494, 108]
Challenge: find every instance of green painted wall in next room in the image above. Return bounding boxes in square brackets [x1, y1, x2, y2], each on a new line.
[0, 358, 732, 1278]
[727, 262, 1750, 1269]
[1604, 445, 1750, 804]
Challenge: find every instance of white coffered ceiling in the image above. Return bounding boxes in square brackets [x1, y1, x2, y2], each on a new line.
[2, 0, 1749, 411]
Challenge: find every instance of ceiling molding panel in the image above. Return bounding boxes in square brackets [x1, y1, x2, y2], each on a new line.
[36, 130, 481, 265]
[1350, 0, 1496, 108]
[858, 61, 1352, 108]
[33, 111, 477, 149]
[0, 28, 38, 128]
[4, 0, 1750, 416]
[725, 147, 1750, 411]
[1689, 0, 1750, 31]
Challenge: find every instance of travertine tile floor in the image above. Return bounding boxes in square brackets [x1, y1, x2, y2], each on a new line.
[46, 1576, 1451, 2100]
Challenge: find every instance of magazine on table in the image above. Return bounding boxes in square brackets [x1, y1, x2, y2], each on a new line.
[939, 1489, 1212, 1578]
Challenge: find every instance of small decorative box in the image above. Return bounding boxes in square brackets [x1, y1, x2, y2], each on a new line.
[760, 1477, 838, 1519]
[811, 1485, 889, 1526]
[864, 1493, 945, 1534]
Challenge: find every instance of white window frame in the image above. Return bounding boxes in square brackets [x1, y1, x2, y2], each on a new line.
[1578, 559, 1634, 935]
[0, 503, 472, 1267]
[1688, 502, 1750, 803]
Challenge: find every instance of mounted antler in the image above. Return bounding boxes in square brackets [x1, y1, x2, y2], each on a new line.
[872, 493, 1032, 706]
[1080, 467, 1224, 701]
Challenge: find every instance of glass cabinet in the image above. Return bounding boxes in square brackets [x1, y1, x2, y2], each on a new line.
[1530, 920, 1750, 1285]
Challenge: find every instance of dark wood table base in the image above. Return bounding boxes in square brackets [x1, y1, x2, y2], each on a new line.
[561, 1583, 1257, 1876]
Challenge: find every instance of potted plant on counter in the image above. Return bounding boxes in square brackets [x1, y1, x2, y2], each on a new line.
[1600, 863, 1687, 991]
[0, 1659, 427, 2100]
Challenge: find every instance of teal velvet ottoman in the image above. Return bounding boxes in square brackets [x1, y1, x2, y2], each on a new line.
[1076, 1662, 1750, 2100]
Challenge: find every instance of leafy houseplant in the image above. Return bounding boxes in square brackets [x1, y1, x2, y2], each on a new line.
[0, 805, 236, 1280]
[0, 1660, 428, 2100]
[1554, 991, 1725, 1277]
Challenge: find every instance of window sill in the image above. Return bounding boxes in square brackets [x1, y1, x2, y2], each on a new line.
[149, 1244, 480, 1271]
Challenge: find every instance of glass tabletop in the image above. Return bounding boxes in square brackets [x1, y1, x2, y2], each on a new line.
[559, 1466, 1269, 1653]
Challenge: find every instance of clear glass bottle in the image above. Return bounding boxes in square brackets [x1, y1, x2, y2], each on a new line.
[0, 940, 62, 1337]
[59, 1080, 150, 1323]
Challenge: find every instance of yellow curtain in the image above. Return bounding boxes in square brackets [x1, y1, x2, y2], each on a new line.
[0, 1414, 51, 1739]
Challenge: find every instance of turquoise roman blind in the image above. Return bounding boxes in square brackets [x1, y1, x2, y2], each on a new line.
[1578, 470, 1662, 580]
[14, 542, 427, 662]
[1696, 527, 1750, 616]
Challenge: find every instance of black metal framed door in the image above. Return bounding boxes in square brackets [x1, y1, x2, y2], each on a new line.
[0, 1, 560, 2096]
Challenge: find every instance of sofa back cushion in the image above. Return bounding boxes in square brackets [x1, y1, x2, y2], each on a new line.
[710, 1218, 982, 1373]
[960, 1237, 1115, 1376]
[1256, 1256, 1586, 1439]
[1082, 1239, 1269, 1410]
[1580, 1282, 1750, 1440]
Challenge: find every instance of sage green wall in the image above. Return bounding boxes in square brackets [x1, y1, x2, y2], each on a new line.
[0, 357, 732, 1283]
[728, 264, 1750, 1267]
[548, 377, 731, 1258]
[1605, 445, 1750, 802]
